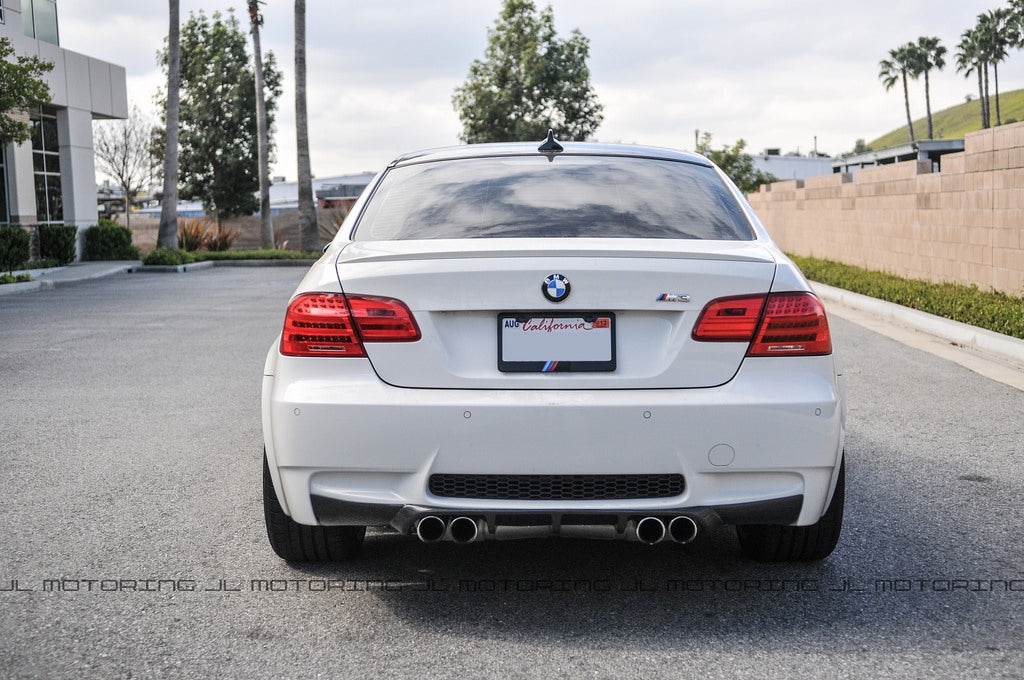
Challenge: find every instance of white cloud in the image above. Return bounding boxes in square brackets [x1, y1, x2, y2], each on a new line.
[54, 0, 1024, 179]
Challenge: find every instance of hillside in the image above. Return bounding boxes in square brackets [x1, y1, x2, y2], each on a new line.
[866, 88, 1024, 150]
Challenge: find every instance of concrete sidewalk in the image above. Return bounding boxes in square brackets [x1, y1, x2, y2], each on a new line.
[0, 261, 138, 295]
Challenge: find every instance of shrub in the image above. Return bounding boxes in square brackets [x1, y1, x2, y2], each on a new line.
[38, 224, 78, 265]
[83, 220, 140, 261]
[790, 254, 1024, 339]
[142, 247, 196, 266]
[0, 273, 33, 284]
[0, 226, 31, 274]
[318, 207, 349, 244]
[206, 226, 238, 252]
[178, 217, 210, 251]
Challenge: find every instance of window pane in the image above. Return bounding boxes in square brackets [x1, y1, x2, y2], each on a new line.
[0, 151, 9, 224]
[45, 175, 62, 222]
[355, 156, 754, 241]
[42, 116, 58, 152]
[34, 174, 48, 221]
[33, 0, 58, 44]
[30, 117, 42, 149]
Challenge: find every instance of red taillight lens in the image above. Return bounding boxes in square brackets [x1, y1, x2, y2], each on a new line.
[748, 292, 831, 356]
[692, 292, 832, 356]
[346, 295, 421, 342]
[691, 295, 766, 342]
[280, 293, 420, 357]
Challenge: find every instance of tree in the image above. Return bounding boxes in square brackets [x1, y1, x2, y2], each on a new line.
[913, 36, 946, 140]
[248, 0, 274, 249]
[977, 9, 1017, 127]
[452, 0, 603, 143]
[158, 0, 181, 250]
[956, 28, 989, 129]
[0, 37, 53, 147]
[294, 0, 318, 251]
[879, 44, 918, 144]
[166, 9, 282, 229]
[94, 105, 155, 229]
[695, 133, 777, 194]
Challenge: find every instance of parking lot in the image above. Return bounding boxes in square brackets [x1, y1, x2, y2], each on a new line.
[1, 267, 1022, 679]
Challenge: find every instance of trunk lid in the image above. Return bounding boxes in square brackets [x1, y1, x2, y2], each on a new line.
[335, 239, 777, 389]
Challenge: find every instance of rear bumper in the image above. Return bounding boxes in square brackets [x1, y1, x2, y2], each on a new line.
[263, 350, 845, 529]
[311, 494, 803, 536]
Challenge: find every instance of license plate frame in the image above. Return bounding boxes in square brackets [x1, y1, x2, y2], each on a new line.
[498, 312, 616, 373]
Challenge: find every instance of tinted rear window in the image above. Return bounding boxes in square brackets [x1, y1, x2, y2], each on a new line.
[353, 155, 754, 241]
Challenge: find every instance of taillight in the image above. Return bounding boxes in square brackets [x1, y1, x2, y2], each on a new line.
[748, 292, 831, 356]
[280, 292, 420, 357]
[692, 292, 831, 356]
[691, 295, 766, 342]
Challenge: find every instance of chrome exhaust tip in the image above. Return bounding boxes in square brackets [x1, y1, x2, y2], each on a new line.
[636, 516, 666, 545]
[449, 516, 479, 544]
[668, 516, 699, 544]
[415, 515, 446, 543]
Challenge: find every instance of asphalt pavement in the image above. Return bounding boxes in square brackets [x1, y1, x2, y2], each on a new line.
[0, 263, 1022, 679]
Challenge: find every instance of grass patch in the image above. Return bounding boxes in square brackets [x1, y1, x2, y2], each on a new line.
[867, 88, 1024, 149]
[790, 254, 1024, 340]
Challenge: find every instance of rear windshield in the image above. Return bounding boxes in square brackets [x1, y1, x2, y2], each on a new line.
[353, 155, 754, 241]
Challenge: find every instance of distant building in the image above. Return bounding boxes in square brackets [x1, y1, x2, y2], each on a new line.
[136, 173, 377, 218]
[751, 149, 833, 181]
[832, 139, 965, 177]
[1, 0, 127, 254]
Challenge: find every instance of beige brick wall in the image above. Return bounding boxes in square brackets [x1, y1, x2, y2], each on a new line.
[748, 121, 1024, 296]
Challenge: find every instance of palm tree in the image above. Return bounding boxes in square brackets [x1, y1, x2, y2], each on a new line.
[295, 0, 317, 252]
[956, 29, 987, 129]
[978, 9, 1018, 127]
[914, 36, 945, 140]
[248, 0, 274, 249]
[879, 44, 918, 144]
[158, 0, 180, 249]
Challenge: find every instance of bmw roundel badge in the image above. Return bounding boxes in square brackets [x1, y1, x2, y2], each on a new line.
[542, 273, 571, 302]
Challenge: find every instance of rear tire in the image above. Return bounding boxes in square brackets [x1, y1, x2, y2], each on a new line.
[736, 457, 844, 562]
[263, 451, 365, 562]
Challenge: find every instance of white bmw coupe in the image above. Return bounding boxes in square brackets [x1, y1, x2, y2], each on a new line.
[261, 134, 846, 562]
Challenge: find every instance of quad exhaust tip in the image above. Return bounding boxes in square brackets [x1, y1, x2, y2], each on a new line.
[636, 516, 666, 545]
[415, 515, 446, 543]
[449, 516, 479, 544]
[415, 515, 480, 543]
[637, 516, 699, 545]
[415, 514, 698, 544]
[668, 516, 699, 544]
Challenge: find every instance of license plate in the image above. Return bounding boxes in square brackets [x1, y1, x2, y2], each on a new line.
[498, 313, 616, 372]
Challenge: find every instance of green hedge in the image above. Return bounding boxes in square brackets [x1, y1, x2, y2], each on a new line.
[38, 224, 78, 265]
[142, 247, 195, 266]
[791, 254, 1024, 339]
[191, 248, 320, 261]
[0, 226, 31, 273]
[83, 220, 139, 261]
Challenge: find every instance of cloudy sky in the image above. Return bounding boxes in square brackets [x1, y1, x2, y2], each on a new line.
[58, 0, 1024, 181]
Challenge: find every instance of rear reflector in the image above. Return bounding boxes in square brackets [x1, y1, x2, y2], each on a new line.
[693, 292, 831, 356]
[280, 292, 420, 357]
